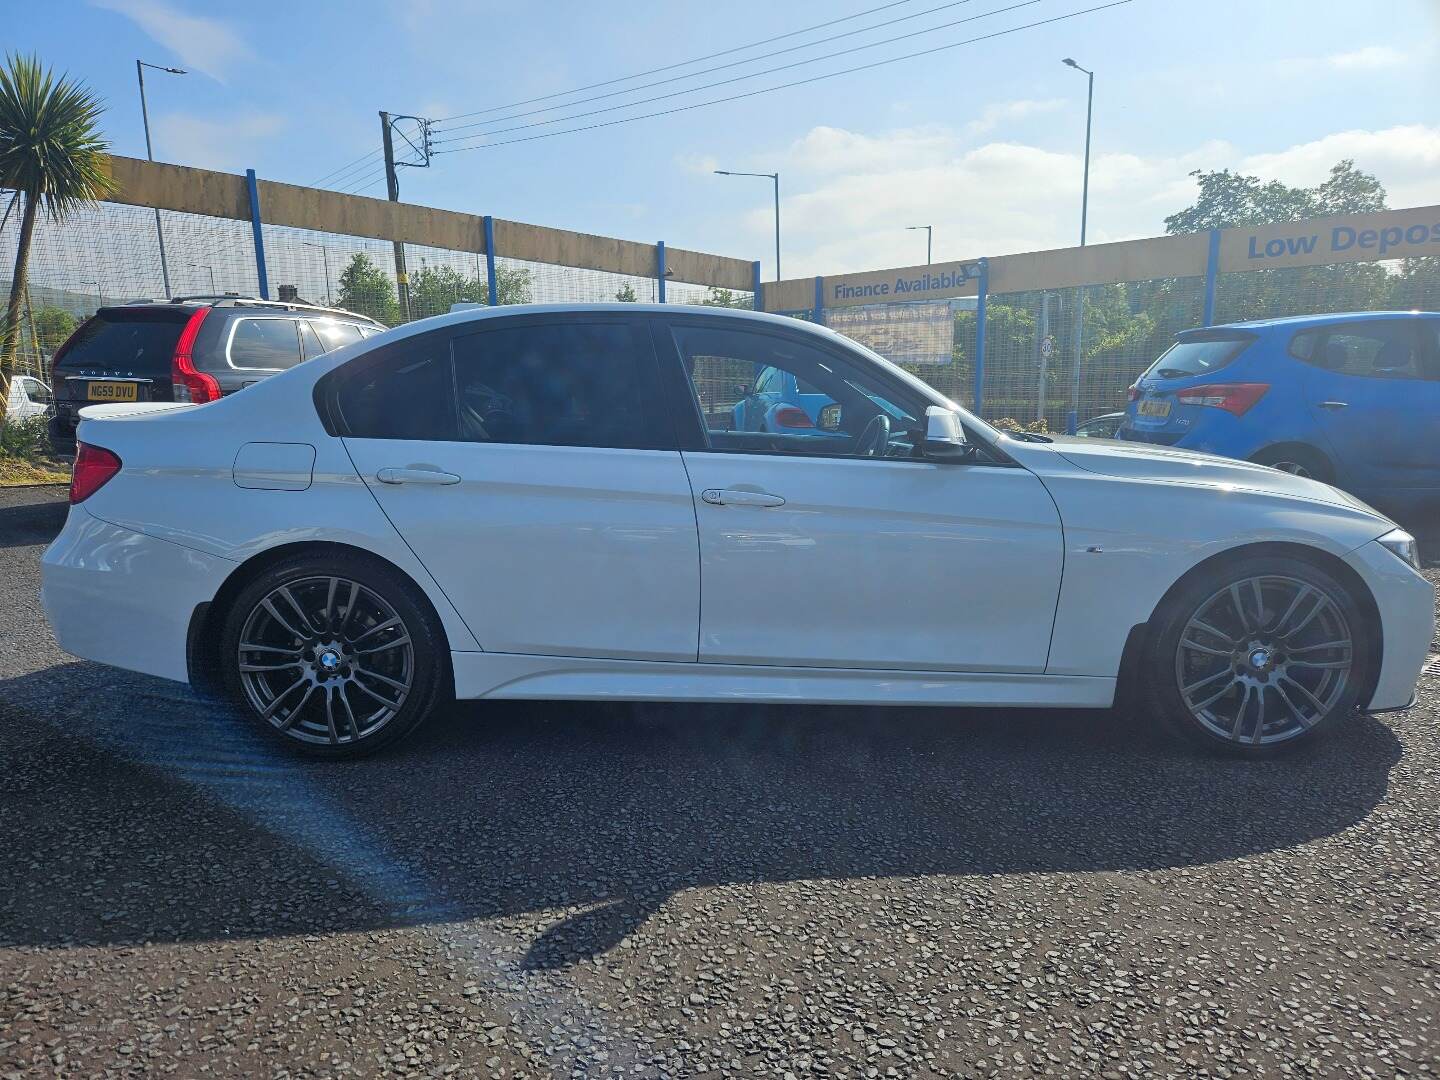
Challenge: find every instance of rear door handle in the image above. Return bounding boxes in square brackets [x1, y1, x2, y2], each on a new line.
[376, 467, 461, 486]
[1317, 400, 1349, 410]
[700, 488, 786, 508]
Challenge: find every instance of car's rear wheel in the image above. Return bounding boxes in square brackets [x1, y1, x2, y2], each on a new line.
[1251, 445, 1332, 482]
[1144, 554, 1374, 756]
[220, 553, 446, 758]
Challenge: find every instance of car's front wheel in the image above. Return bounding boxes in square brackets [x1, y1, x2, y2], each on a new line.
[1144, 554, 1374, 755]
[220, 552, 447, 758]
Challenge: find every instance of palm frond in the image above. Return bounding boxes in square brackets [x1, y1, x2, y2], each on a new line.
[0, 53, 117, 221]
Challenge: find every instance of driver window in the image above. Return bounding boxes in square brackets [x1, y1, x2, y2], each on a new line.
[672, 324, 921, 458]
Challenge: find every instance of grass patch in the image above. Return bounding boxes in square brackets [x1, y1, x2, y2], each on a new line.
[0, 457, 69, 486]
[1, 415, 69, 486]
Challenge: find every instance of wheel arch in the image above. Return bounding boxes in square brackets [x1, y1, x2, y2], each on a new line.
[1249, 441, 1335, 481]
[186, 540, 455, 699]
[1115, 540, 1382, 710]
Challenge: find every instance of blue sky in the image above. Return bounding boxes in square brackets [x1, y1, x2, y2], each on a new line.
[13, 0, 1440, 277]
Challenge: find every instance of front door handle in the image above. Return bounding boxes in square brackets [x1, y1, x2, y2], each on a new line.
[376, 467, 462, 486]
[701, 488, 786, 508]
[1317, 400, 1349, 410]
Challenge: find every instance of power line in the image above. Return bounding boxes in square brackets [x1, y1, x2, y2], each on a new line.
[431, 0, 978, 138]
[434, 0, 1133, 155]
[308, 148, 382, 188]
[432, 0, 1044, 147]
[430, 0, 928, 126]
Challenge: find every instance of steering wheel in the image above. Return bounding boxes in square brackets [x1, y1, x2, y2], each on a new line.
[853, 413, 891, 457]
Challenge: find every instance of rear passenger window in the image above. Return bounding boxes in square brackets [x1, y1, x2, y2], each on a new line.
[230, 319, 303, 369]
[310, 319, 364, 353]
[333, 333, 454, 441]
[451, 321, 667, 449]
[1306, 321, 1422, 379]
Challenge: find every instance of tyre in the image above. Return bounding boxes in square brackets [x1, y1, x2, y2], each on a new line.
[219, 552, 447, 758]
[1251, 445, 1332, 483]
[1143, 554, 1374, 756]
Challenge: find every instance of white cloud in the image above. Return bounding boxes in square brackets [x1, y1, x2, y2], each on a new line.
[91, 0, 252, 82]
[676, 153, 721, 176]
[151, 110, 285, 172]
[1278, 44, 1412, 77]
[1240, 125, 1440, 210]
[965, 98, 1063, 136]
[713, 122, 1440, 278]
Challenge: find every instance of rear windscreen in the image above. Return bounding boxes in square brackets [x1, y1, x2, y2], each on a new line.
[54, 309, 189, 376]
[1143, 332, 1254, 380]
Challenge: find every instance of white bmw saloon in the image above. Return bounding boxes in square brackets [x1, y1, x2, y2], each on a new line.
[42, 304, 1433, 758]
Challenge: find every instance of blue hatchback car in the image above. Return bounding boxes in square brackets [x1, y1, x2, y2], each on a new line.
[1120, 311, 1440, 523]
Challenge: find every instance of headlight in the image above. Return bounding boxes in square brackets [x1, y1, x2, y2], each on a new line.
[1377, 528, 1420, 571]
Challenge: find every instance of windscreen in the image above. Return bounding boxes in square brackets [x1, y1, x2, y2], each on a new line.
[1143, 331, 1255, 380]
[53, 308, 190, 377]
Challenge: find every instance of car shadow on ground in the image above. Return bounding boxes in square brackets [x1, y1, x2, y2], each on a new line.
[0, 492, 67, 550]
[0, 659, 1404, 969]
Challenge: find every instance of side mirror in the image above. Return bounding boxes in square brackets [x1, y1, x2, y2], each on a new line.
[923, 406, 973, 461]
[733, 383, 750, 399]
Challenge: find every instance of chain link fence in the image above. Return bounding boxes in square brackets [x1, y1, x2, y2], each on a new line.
[1, 159, 757, 387]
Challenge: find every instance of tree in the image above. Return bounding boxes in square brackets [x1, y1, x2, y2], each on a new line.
[1164, 159, 1386, 234]
[336, 253, 399, 326]
[614, 283, 638, 302]
[32, 305, 74, 351]
[0, 54, 116, 420]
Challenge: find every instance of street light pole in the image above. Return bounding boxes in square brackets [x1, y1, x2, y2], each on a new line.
[304, 242, 333, 305]
[1062, 57, 1094, 433]
[715, 170, 781, 280]
[906, 225, 933, 264]
[81, 279, 102, 311]
[136, 60, 186, 299]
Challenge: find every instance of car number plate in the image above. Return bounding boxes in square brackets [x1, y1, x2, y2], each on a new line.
[1137, 399, 1171, 419]
[86, 381, 139, 402]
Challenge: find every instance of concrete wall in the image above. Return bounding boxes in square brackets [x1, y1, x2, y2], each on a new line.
[101, 155, 754, 290]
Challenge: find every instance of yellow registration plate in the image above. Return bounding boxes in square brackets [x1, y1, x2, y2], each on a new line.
[86, 381, 139, 402]
[1137, 398, 1171, 419]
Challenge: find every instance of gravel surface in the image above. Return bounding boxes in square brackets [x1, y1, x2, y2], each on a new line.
[2, 485, 1437, 1078]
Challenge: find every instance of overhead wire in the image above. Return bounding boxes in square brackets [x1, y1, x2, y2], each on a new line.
[433, 0, 1133, 155]
[430, 0, 930, 125]
[430, 0, 979, 138]
[432, 0, 1047, 148]
[308, 148, 383, 188]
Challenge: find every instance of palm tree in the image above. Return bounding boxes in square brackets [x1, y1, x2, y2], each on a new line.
[0, 54, 116, 419]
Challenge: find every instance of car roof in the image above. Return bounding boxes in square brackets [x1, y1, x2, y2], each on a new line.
[363, 301, 841, 346]
[1211, 310, 1439, 332]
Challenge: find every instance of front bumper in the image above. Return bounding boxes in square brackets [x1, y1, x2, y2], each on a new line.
[41, 505, 235, 684]
[1344, 539, 1435, 712]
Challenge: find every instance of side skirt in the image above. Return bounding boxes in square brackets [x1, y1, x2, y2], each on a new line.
[452, 652, 1116, 709]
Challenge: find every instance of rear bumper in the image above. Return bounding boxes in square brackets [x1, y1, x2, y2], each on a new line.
[48, 412, 76, 454]
[1343, 540, 1435, 712]
[41, 506, 235, 684]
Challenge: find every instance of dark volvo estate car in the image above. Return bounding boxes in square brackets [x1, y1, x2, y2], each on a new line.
[49, 295, 384, 453]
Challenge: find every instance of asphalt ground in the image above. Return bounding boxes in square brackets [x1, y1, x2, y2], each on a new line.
[1, 484, 1437, 1079]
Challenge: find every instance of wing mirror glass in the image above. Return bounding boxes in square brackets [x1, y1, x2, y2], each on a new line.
[923, 406, 973, 461]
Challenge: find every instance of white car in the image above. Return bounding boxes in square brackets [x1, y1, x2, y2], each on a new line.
[41, 305, 1433, 759]
[7, 374, 52, 422]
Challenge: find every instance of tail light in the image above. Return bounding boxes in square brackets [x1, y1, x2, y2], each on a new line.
[1126, 384, 1139, 402]
[1176, 382, 1269, 416]
[170, 307, 219, 403]
[773, 406, 814, 429]
[70, 443, 122, 503]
